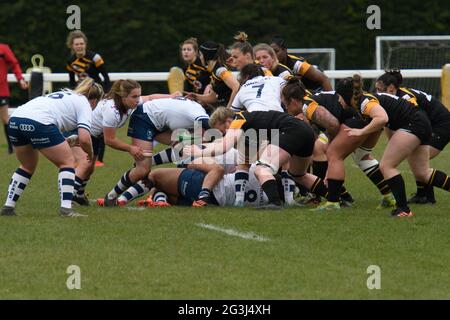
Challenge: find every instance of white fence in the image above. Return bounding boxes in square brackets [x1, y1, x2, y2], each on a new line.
[7, 69, 442, 84]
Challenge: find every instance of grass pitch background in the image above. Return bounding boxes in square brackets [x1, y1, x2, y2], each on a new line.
[1, 127, 449, 299]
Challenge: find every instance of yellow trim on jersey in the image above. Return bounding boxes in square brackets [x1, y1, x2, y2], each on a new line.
[230, 112, 246, 129]
[399, 87, 418, 106]
[220, 70, 232, 80]
[363, 101, 380, 116]
[264, 69, 273, 76]
[303, 96, 318, 120]
[230, 119, 246, 129]
[299, 61, 311, 75]
[94, 57, 104, 68]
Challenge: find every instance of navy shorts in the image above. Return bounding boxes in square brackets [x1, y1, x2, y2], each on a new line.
[8, 117, 65, 149]
[127, 105, 162, 141]
[177, 169, 206, 206]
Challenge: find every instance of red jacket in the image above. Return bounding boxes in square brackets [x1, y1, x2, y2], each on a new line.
[0, 43, 24, 97]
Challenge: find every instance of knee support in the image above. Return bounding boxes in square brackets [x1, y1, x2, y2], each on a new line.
[352, 147, 378, 172]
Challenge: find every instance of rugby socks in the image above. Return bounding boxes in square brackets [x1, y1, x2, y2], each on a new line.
[385, 174, 409, 211]
[309, 177, 328, 198]
[107, 170, 133, 200]
[74, 176, 88, 197]
[281, 170, 296, 205]
[58, 168, 75, 209]
[364, 163, 391, 195]
[427, 169, 450, 191]
[4, 125, 13, 154]
[261, 179, 282, 206]
[198, 188, 211, 200]
[326, 179, 344, 203]
[312, 161, 328, 180]
[118, 179, 154, 203]
[415, 181, 427, 197]
[234, 170, 249, 206]
[152, 147, 176, 165]
[4, 168, 32, 208]
[153, 191, 168, 203]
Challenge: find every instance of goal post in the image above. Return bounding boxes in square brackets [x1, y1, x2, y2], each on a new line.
[288, 48, 336, 86]
[376, 35, 450, 99]
[288, 48, 336, 71]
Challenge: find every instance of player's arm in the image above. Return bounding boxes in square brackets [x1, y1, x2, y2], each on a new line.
[77, 128, 94, 161]
[97, 64, 111, 91]
[185, 89, 218, 105]
[103, 127, 144, 161]
[222, 73, 240, 109]
[141, 92, 182, 102]
[184, 128, 242, 158]
[4, 44, 27, 89]
[303, 66, 332, 91]
[311, 105, 340, 139]
[67, 68, 77, 89]
[345, 104, 388, 137]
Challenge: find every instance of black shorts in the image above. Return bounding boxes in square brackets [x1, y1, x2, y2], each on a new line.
[275, 119, 315, 157]
[399, 112, 432, 145]
[0, 97, 9, 107]
[92, 135, 103, 156]
[430, 121, 450, 150]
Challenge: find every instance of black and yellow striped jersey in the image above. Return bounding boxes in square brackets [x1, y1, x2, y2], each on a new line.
[284, 54, 323, 90]
[183, 57, 211, 94]
[230, 110, 298, 131]
[302, 91, 357, 127]
[396, 87, 450, 125]
[66, 50, 110, 90]
[209, 62, 234, 105]
[356, 92, 419, 131]
[271, 63, 293, 79]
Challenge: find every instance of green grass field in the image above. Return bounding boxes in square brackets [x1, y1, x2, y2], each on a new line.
[1, 127, 449, 299]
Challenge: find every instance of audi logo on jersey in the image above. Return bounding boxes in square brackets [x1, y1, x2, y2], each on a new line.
[19, 124, 36, 132]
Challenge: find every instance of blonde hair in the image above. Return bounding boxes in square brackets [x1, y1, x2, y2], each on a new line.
[230, 31, 253, 58]
[73, 78, 104, 101]
[209, 107, 235, 128]
[253, 43, 279, 71]
[66, 30, 88, 53]
[105, 79, 141, 116]
[179, 37, 199, 64]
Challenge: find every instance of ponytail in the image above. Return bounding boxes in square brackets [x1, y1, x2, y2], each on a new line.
[230, 31, 253, 58]
[377, 69, 403, 89]
[351, 74, 363, 109]
[73, 77, 104, 101]
[336, 74, 364, 110]
[281, 76, 307, 102]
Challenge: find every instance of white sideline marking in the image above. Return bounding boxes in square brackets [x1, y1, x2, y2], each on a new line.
[126, 207, 146, 211]
[196, 223, 270, 242]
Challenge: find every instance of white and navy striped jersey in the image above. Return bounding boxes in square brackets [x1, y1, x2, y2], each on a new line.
[12, 90, 92, 133]
[231, 76, 285, 113]
[90, 99, 134, 138]
[141, 97, 209, 131]
[214, 165, 269, 207]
